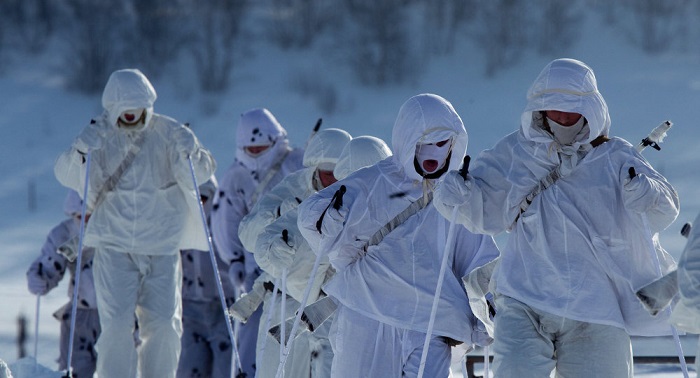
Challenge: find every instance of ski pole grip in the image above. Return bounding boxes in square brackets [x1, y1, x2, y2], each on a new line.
[333, 185, 346, 210]
[458, 155, 471, 180]
[681, 223, 692, 238]
[282, 229, 289, 244]
[628, 167, 637, 179]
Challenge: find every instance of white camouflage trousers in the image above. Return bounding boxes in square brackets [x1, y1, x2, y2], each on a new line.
[492, 295, 633, 378]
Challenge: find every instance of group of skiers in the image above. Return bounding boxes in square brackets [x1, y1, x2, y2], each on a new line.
[23, 58, 700, 378]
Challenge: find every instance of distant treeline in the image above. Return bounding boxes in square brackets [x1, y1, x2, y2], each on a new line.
[0, 0, 694, 100]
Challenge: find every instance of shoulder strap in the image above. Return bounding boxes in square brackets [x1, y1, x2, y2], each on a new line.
[513, 135, 609, 225]
[362, 191, 433, 253]
[92, 131, 147, 211]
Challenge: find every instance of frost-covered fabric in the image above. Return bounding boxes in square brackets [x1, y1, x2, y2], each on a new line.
[101, 69, 156, 129]
[178, 178, 236, 378]
[433, 58, 679, 336]
[492, 296, 633, 378]
[54, 69, 216, 254]
[176, 300, 232, 378]
[333, 135, 392, 181]
[298, 93, 500, 357]
[238, 128, 352, 257]
[329, 305, 451, 378]
[211, 114, 303, 289]
[210, 108, 303, 378]
[26, 217, 97, 309]
[25, 205, 100, 378]
[234, 108, 291, 173]
[238, 128, 351, 378]
[302, 128, 352, 170]
[93, 250, 182, 378]
[671, 211, 700, 334]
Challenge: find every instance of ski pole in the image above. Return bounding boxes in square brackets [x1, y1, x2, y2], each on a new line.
[484, 345, 490, 378]
[628, 169, 689, 378]
[34, 294, 40, 361]
[64, 150, 93, 378]
[275, 231, 292, 373]
[258, 278, 281, 370]
[417, 156, 470, 378]
[279, 267, 287, 373]
[187, 155, 243, 373]
[275, 187, 346, 377]
[629, 121, 689, 377]
[304, 118, 323, 149]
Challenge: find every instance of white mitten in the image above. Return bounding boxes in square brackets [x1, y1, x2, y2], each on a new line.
[27, 270, 49, 295]
[435, 170, 471, 208]
[623, 172, 658, 212]
[173, 127, 197, 156]
[74, 120, 106, 153]
[228, 257, 246, 290]
[471, 320, 494, 347]
[321, 207, 347, 238]
[267, 234, 296, 271]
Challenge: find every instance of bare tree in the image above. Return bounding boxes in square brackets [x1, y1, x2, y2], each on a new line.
[420, 0, 476, 55]
[186, 0, 249, 93]
[120, 0, 189, 79]
[531, 0, 581, 55]
[265, 0, 332, 49]
[336, 0, 417, 86]
[619, 0, 690, 54]
[60, 0, 126, 93]
[472, 0, 528, 77]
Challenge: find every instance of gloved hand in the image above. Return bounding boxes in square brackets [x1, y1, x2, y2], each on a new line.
[228, 258, 246, 290]
[74, 120, 106, 153]
[320, 207, 347, 238]
[27, 270, 49, 295]
[471, 320, 494, 347]
[173, 127, 197, 156]
[57, 236, 79, 262]
[636, 270, 678, 316]
[623, 172, 658, 213]
[267, 233, 297, 271]
[435, 170, 471, 208]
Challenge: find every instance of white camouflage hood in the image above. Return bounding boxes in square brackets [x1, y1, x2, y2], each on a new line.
[234, 108, 291, 171]
[302, 128, 352, 169]
[334, 135, 392, 180]
[391, 93, 468, 181]
[101, 68, 157, 128]
[521, 58, 610, 146]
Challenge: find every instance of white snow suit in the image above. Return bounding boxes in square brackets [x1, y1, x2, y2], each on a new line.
[177, 178, 237, 378]
[670, 211, 700, 373]
[210, 108, 304, 377]
[54, 69, 216, 378]
[26, 191, 99, 378]
[433, 58, 680, 378]
[298, 93, 500, 378]
[239, 128, 352, 378]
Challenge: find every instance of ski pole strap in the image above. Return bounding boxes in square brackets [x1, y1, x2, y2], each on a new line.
[362, 191, 433, 253]
[250, 149, 291, 206]
[92, 131, 147, 211]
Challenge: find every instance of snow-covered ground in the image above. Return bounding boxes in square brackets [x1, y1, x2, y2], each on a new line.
[1, 6, 700, 377]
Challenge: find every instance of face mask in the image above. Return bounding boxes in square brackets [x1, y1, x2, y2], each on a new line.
[415, 139, 452, 174]
[547, 116, 585, 145]
[119, 109, 145, 126]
